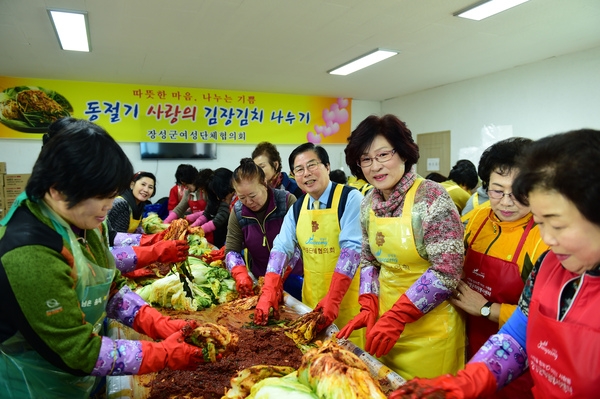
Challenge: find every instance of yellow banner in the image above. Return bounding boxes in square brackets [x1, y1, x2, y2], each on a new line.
[0, 76, 352, 144]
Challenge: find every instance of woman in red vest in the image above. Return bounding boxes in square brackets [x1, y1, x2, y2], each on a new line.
[391, 128, 600, 399]
[453, 138, 549, 399]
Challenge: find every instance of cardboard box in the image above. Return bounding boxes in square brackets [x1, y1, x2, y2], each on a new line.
[0, 162, 6, 174]
[5, 197, 17, 210]
[4, 174, 31, 188]
[3, 187, 24, 201]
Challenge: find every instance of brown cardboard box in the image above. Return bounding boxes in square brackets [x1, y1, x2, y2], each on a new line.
[3, 187, 24, 201]
[5, 197, 17, 210]
[0, 162, 6, 174]
[4, 174, 31, 188]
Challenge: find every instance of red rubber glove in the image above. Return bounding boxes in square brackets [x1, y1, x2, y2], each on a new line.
[314, 272, 353, 331]
[365, 294, 423, 357]
[139, 230, 167, 246]
[133, 240, 189, 267]
[254, 273, 283, 325]
[132, 304, 191, 340]
[337, 293, 379, 339]
[388, 363, 497, 399]
[139, 326, 205, 373]
[230, 265, 254, 298]
[201, 247, 225, 263]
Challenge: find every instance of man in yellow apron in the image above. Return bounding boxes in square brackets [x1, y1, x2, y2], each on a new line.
[254, 143, 365, 348]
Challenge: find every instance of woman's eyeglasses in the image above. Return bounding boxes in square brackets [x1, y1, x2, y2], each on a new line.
[357, 149, 396, 168]
[487, 190, 515, 200]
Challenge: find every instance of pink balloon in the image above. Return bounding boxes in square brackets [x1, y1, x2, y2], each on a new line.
[322, 122, 339, 137]
[315, 125, 325, 135]
[337, 98, 349, 108]
[333, 108, 349, 124]
[307, 131, 322, 143]
[322, 108, 335, 124]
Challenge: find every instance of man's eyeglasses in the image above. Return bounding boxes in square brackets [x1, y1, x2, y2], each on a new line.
[357, 150, 396, 168]
[487, 190, 515, 200]
[293, 161, 322, 176]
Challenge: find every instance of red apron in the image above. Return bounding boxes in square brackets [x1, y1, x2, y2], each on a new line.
[527, 251, 600, 398]
[464, 215, 535, 399]
[188, 191, 206, 214]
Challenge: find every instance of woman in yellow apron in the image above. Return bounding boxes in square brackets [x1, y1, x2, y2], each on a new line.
[107, 171, 156, 233]
[254, 143, 365, 348]
[339, 114, 466, 380]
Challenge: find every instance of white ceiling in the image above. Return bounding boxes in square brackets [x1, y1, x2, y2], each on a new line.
[1, 0, 599, 102]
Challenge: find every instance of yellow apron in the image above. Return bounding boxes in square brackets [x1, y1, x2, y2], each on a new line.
[117, 195, 142, 233]
[296, 184, 363, 348]
[370, 178, 465, 380]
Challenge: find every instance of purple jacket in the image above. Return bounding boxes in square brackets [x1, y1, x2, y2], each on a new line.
[234, 187, 303, 277]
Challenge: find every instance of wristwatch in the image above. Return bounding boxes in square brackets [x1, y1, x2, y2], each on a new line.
[480, 301, 493, 318]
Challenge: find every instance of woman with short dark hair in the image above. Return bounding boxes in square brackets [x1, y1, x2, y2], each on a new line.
[391, 129, 600, 399]
[107, 171, 156, 233]
[225, 158, 303, 299]
[339, 114, 466, 380]
[0, 118, 204, 399]
[252, 141, 303, 198]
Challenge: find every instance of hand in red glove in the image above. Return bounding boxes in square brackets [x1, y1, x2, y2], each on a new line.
[139, 325, 205, 373]
[139, 230, 167, 246]
[337, 293, 379, 339]
[388, 363, 497, 399]
[365, 294, 423, 357]
[314, 272, 353, 331]
[230, 265, 254, 298]
[254, 273, 283, 325]
[133, 240, 189, 267]
[132, 304, 193, 340]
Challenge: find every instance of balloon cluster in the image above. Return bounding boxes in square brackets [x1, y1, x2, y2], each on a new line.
[307, 97, 349, 143]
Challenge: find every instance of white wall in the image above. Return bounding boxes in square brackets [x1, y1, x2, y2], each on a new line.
[382, 46, 600, 167]
[4, 45, 598, 199]
[0, 99, 380, 199]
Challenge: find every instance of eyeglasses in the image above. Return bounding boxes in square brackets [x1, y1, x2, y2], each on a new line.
[487, 190, 515, 200]
[357, 149, 396, 168]
[293, 161, 322, 176]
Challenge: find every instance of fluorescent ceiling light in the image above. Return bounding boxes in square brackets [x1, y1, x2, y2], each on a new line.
[48, 9, 90, 52]
[454, 0, 530, 21]
[328, 49, 398, 76]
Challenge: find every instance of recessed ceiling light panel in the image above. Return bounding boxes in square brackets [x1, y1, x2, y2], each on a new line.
[454, 0, 530, 21]
[328, 49, 398, 76]
[48, 9, 91, 52]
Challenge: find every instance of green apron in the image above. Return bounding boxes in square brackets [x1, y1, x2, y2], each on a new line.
[0, 193, 116, 398]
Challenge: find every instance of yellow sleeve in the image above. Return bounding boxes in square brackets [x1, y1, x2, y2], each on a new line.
[499, 303, 517, 328]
